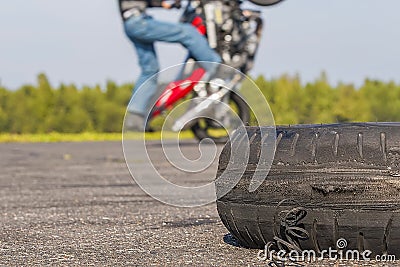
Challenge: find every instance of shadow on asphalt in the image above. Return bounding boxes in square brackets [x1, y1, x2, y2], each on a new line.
[223, 233, 242, 248]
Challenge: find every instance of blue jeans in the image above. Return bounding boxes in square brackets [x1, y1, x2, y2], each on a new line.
[124, 14, 222, 115]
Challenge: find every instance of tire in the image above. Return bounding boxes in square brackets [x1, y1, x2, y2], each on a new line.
[248, 0, 285, 7]
[216, 123, 400, 258]
[191, 92, 250, 144]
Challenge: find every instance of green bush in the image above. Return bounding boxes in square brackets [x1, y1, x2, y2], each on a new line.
[1, 73, 399, 134]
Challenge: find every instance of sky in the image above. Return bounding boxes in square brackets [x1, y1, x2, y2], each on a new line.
[1, 0, 400, 89]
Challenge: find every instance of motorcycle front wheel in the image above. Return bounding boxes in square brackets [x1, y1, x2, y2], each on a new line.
[248, 0, 285, 6]
[190, 92, 250, 144]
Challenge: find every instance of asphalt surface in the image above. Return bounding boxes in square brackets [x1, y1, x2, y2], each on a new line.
[0, 141, 397, 266]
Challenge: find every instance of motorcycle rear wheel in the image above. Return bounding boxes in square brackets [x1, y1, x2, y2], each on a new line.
[191, 92, 250, 144]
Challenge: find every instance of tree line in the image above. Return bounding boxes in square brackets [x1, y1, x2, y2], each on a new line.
[0, 74, 132, 133]
[254, 73, 400, 125]
[0, 73, 399, 134]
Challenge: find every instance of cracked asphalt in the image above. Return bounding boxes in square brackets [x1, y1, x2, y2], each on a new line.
[0, 141, 397, 266]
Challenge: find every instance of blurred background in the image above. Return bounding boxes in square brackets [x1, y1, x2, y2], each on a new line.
[1, 0, 400, 135]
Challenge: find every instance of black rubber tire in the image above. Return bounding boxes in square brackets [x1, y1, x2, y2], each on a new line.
[216, 123, 400, 257]
[248, 0, 285, 7]
[191, 92, 250, 144]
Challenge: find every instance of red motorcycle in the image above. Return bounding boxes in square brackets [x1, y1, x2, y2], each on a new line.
[148, 0, 284, 143]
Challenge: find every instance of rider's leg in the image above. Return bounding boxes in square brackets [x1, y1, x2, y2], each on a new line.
[125, 15, 222, 75]
[128, 40, 160, 117]
[124, 15, 161, 116]
[124, 17, 161, 131]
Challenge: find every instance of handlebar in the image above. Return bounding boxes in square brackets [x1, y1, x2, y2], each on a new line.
[171, 0, 182, 9]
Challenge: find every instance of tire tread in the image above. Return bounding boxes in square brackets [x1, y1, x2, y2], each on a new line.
[216, 123, 400, 255]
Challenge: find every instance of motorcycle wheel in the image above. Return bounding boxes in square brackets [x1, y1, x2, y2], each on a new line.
[191, 92, 250, 144]
[248, 0, 285, 6]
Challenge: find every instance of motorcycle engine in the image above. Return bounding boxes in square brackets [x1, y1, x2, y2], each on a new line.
[213, 0, 263, 73]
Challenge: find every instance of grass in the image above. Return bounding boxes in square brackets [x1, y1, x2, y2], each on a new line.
[0, 131, 195, 143]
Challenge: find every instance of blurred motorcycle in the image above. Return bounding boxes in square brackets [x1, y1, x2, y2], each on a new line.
[148, 0, 284, 143]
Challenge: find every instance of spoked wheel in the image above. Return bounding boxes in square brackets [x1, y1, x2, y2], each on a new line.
[248, 0, 285, 6]
[191, 92, 250, 144]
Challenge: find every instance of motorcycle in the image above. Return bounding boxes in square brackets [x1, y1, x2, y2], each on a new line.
[147, 0, 284, 143]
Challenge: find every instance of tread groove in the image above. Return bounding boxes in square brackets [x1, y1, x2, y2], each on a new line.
[232, 134, 247, 164]
[256, 223, 268, 245]
[249, 132, 257, 145]
[311, 218, 321, 253]
[334, 217, 339, 248]
[244, 226, 256, 244]
[311, 133, 318, 161]
[358, 232, 365, 252]
[276, 132, 283, 148]
[333, 132, 339, 157]
[256, 213, 268, 245]
[221, 211, 234, 235]
[229, 208, 249, 245]
[221, 208, 242, 247]
[381, 132, 388, 162]
[291, 133, 299, 157]
[383, 215, 393, 255]
[357, 133, 364, 158]
[260, 133, 270, 147]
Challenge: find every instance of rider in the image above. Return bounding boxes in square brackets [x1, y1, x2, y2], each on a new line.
[119, 0, 222, 131]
